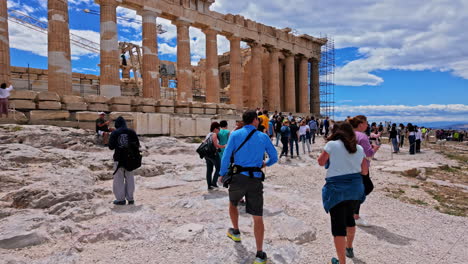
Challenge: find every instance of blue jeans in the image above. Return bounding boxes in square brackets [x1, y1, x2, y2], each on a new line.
[408, 135, 416, 155]
[290, 137, 299, 157]
[275, 131, 281, 146]
[391, 138, 399, 152]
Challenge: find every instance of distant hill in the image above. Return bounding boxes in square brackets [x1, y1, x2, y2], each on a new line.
[418, 122, 468, 130]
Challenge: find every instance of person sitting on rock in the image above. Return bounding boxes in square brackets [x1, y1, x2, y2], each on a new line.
[219, 110, 278, 264]
[96, 112, 114, 145]
[108, 116, 140, 205]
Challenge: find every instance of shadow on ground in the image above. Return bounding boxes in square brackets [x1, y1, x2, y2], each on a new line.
[359, 225, 415, 246]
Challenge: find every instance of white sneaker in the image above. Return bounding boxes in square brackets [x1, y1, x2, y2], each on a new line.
[355, 217, 370, 227]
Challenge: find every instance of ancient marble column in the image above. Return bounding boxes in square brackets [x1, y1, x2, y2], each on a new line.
[228, 35, 242, 107]
[268, 47, 280, 112]
[48, 0, 72, 95]
[284, 52, 296, 113]
[140, 8, 161, 99]
[299, 56, 309, 113]
[249, 42, 263, 108]
[310, 58, 320, 115]
[99, 0, 121, 97]
[173, 18, 192, 102]
[0, 0, 10, 83]
[203, 28, 219, 103]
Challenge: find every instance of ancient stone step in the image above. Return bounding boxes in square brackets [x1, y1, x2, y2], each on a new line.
[37, 101, 62, 110]
[88, 103, 109, 112]
[109, 104, 131, 112]
[29, 110, 70, 120]
[108, 96, 132, 105]
[62, 102, 88, 111]
[9, 99, 36, 110]
[9, 90, 37, 100]
[84, 95, 108, 104]
[36, 91, 60, 102]
[61, 95, 85, 104]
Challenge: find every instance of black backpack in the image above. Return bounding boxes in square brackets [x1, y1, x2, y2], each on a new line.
[196, 134, 217, 159]
[118, 141, 142, 171]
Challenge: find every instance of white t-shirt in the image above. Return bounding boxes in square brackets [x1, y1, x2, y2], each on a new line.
[0, 85, 13, 99]
[299, 125, 310, 135]
[324, 140, 365, 178]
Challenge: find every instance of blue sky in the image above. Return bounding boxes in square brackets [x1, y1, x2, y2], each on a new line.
[6, 0, 468, 125]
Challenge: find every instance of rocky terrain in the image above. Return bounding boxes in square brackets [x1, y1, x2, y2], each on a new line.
[0, 124, 466, 264]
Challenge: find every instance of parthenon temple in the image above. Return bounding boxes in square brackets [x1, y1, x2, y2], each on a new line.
[0, 0, 326, 117]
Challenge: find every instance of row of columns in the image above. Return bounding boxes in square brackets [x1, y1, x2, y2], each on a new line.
[0, 0, 320, 114]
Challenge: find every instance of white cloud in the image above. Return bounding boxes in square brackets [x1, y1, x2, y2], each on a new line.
[332, 104, 468, 123]
[212, 0, 468, 86]
[159, 43, 176, 55]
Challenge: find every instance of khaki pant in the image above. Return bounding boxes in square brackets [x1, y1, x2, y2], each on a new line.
[113, 162, 135, 201]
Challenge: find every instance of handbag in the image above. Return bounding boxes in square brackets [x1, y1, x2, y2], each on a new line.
[196, 134, 216, 159]
[362, 174, 374, 195]
[222, 129, 257, 188]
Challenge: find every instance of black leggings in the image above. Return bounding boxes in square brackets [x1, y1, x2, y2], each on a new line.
[280, 136, 289, 157]
[330, 200, 359, 237]
[354, 173, 373, 215]
[205, 155, 220, 187]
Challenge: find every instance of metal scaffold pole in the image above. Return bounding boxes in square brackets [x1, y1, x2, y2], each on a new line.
[319, 35, 335, 119]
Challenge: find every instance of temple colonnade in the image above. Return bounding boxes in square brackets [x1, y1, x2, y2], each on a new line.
[0, 0, 326, 115]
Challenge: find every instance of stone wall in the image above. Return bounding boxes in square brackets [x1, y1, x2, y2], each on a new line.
[10, 66, 100, 96]
[4, 90, 242, 137]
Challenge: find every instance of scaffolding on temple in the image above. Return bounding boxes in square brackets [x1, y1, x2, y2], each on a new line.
[319, 35, 335, 119]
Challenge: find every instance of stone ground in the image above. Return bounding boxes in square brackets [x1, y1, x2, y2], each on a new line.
[0, 124, 467, 264]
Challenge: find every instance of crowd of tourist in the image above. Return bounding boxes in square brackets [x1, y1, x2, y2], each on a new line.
[83, 107, 468, 264]
[436, 129, 466, 142]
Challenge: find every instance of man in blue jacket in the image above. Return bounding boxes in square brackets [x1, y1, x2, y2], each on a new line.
[219, 110, 278, 264]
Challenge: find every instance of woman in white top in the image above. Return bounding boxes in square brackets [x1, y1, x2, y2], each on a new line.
[298, 120, 311, 154]
[0, 82, 14, 118]
[317, 122, 368, 264]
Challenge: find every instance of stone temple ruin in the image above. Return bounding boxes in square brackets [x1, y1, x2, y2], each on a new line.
[0, 0, 326, 136]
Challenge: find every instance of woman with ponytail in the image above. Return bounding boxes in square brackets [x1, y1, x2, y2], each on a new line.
[318, 122, 368, 264]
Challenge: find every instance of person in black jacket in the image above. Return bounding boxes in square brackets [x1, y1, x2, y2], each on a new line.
[108, 116, 140, 205]
[289, 119, 300, 158]
[389, 123, 399, 153]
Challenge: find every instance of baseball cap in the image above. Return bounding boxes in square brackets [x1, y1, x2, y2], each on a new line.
[99, 112, 105, 115]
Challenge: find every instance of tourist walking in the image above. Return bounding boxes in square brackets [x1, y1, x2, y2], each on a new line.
[389, 123, 399, 153]
[299, 120, 311, 154]
[348, 115, 379, 227]
[398, 124, 405, 148]
[415, 126, 422, 153]
[205, 122, 226, 190]
[318, 121, 368, 264]
[220, 110, 278, 264]
[279, 120, 290, 158]
[407, 123, 416, 155]
[218, 120, 230, 159]
[324, 117, 330, 137]
[0, 82, 14, 118]
[109, 116, 140, 205]
[289, 119, 300, 158]
[274, 116, 283, 146]
[308, 117, 318, 144]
